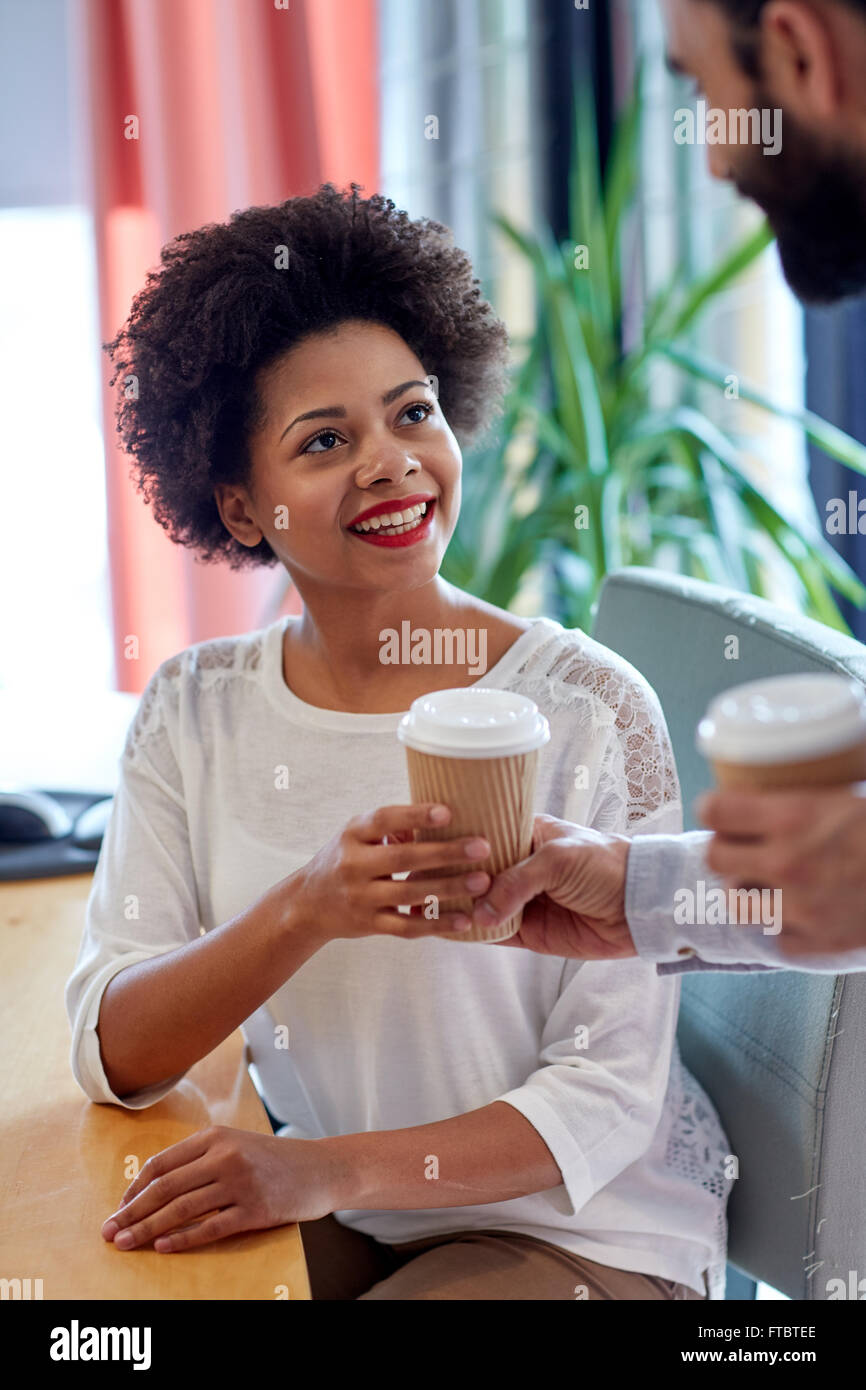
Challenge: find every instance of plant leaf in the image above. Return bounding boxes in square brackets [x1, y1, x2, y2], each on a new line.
[661, 344, 866, 475]
[653, 220, 774, 343]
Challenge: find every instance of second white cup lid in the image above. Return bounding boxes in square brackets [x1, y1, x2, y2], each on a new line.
[397, 687, 550, 758]
[697, 672, 866, 764]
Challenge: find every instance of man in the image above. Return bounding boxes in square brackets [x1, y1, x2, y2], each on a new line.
[474, 0, 866, 974]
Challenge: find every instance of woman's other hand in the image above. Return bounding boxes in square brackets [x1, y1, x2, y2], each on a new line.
[101, 1126, 350, 1252]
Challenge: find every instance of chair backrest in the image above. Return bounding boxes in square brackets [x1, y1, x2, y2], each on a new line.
[592, 567, 866, 1300]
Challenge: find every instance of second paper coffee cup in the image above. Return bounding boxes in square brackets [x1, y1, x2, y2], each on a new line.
[697, 672, 866, 789]
[397, 687, 550, 942]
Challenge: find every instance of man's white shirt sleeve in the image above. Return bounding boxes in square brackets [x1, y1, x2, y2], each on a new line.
[626, 830, 866, 975]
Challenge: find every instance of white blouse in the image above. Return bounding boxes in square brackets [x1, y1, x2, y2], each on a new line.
[65, 614, 733, 1298]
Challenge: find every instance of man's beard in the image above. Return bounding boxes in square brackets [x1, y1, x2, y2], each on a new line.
[732, 96, 866, 304]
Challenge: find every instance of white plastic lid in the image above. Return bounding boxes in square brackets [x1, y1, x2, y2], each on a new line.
[696, 673, 866, 765]
[397, 687, 551, 758]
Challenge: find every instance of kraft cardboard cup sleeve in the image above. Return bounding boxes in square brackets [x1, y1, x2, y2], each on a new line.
[696, 673, 866, 790]
[397, 688, 550, 942]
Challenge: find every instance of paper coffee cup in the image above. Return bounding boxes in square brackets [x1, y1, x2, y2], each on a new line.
[697, 673, 866, 789]
[397, 688, 550, 942]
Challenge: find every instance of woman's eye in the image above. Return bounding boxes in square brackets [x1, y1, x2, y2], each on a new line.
[302, 430, 342, 454]
[401, 401, 434, 424]
[300, 402, 432, 454]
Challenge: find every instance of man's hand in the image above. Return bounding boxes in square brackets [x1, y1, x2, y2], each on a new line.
[471, 814, 637, 959]
[698, 784, 866, 957]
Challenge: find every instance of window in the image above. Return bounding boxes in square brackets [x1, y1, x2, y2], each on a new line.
[0, 0, 113, 692]
[379, 0, 547, 346]
[0, 205, 112, 690]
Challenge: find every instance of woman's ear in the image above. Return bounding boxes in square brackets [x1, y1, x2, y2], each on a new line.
[760, 0, 845, 123]
[214, 483, 263, 548]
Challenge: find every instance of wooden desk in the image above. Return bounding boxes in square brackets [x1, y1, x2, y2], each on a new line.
[0, 874, 311, 1300]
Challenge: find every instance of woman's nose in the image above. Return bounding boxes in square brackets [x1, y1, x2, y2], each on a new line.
[353, 448, 421, 488]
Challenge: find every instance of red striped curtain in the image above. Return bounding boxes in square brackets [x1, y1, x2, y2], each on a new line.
[78, 0, 380, 691]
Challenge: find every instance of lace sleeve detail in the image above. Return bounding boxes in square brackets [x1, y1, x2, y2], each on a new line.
[664, 1044, 734, 1300]
[122, 656, 183, 765]
[121, 632, 264, 765]
[519, 630, 682, 834]
[577, 660, 680, 827]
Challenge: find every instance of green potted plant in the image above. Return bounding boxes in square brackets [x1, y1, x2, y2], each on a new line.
[441, 73, 866, 633]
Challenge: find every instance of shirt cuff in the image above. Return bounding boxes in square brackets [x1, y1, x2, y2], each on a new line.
[69, 955, 188, 1108]
[625, 832, 784, 973]
[494, 1090, 594, 1217]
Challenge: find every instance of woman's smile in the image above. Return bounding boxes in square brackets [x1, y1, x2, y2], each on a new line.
[346, 495, 436, 547]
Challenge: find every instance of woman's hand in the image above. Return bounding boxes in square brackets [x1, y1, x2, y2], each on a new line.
[282, 802, 493, 942]
[101, 1126, 351, 1253]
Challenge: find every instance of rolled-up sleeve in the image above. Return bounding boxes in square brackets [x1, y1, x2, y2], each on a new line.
[625, 831, 866, 974]
[65, 671, 202, 1107]
[494, 956, 677, 1216]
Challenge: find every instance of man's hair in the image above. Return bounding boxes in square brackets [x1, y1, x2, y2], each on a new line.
[104, 183, 509, 569]
[709, 0, 866, 17]
[705, 0, 866, 74]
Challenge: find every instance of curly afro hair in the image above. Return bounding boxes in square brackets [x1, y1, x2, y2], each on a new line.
[104, 183, 511, 569]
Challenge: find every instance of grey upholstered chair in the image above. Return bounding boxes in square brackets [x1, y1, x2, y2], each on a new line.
[592, 567, 866, 1301]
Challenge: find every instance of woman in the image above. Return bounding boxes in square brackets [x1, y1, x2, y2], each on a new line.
[66, 184, 732, 1300]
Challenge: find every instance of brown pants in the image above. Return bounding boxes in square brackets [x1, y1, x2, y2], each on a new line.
[299, 1213, 707, 1301]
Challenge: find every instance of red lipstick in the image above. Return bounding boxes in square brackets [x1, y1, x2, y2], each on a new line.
[346, 493, 435, 527]
[346, 495, 437, 549]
